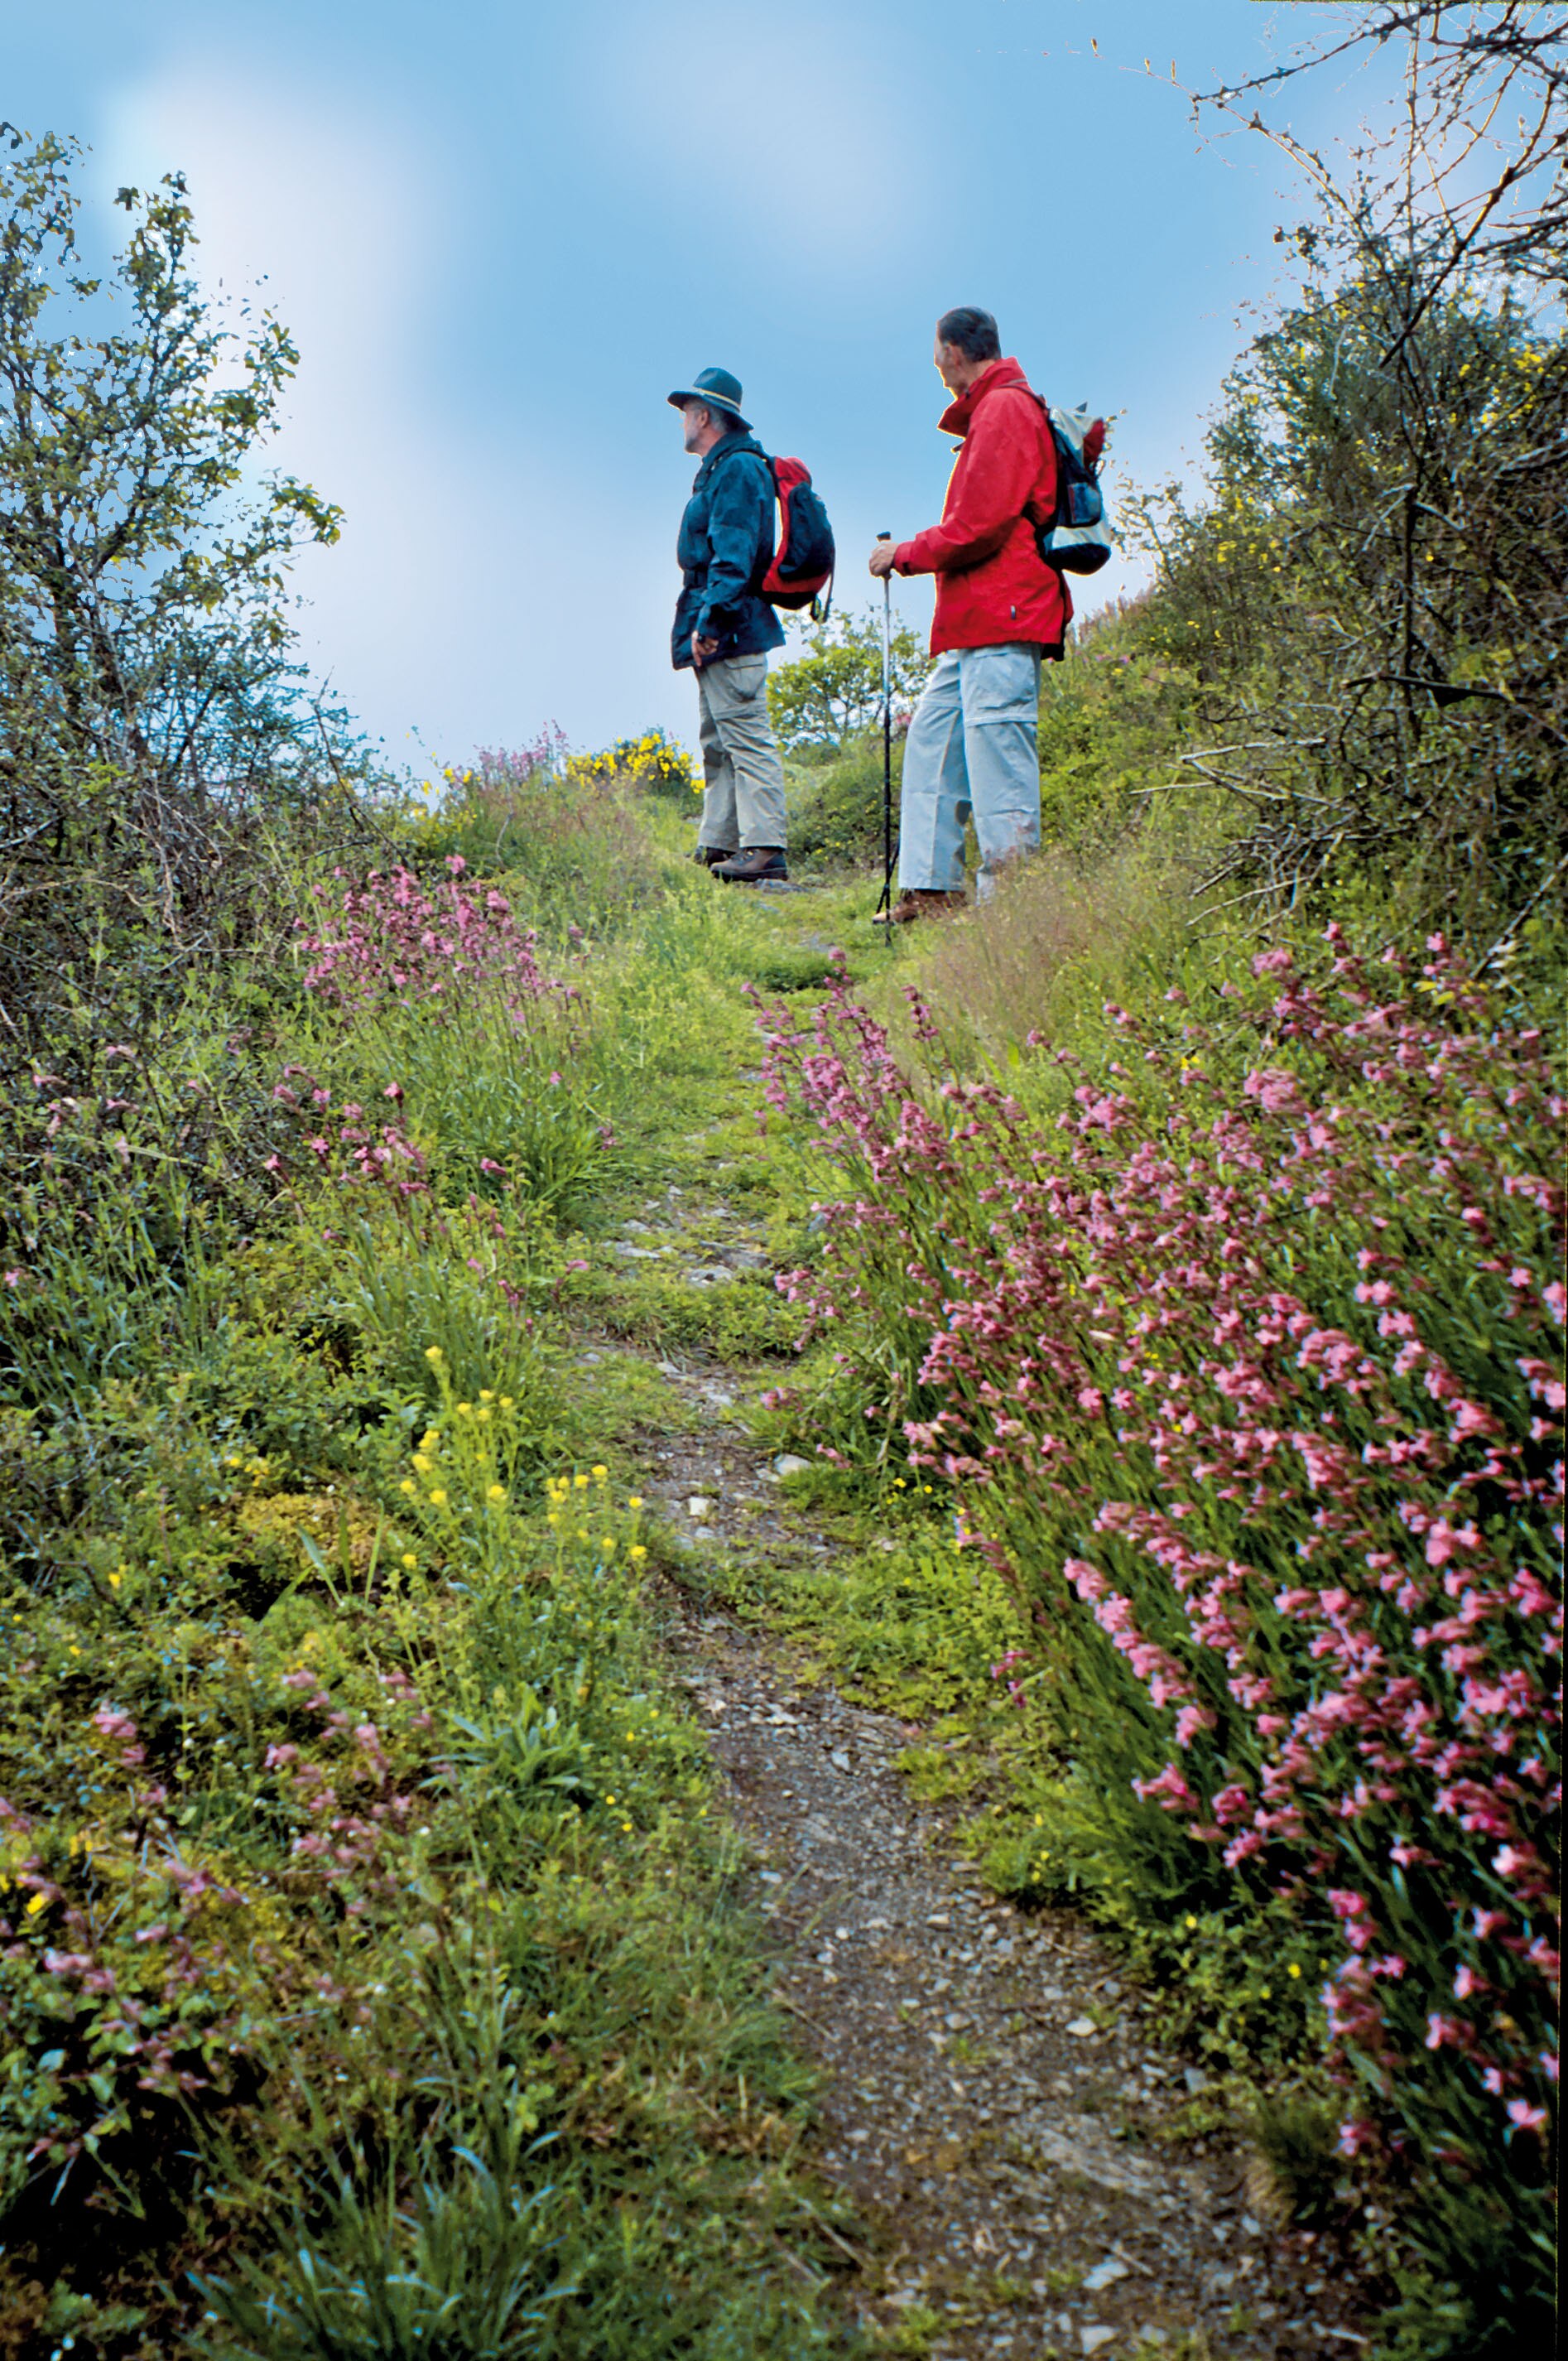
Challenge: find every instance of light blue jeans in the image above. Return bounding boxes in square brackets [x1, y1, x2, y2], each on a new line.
[898, 643, 1041, 898]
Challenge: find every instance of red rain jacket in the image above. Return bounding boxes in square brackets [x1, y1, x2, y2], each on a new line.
[894, 357, 1071, 656]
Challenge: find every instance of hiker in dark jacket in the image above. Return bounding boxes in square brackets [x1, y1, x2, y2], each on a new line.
[668, 368, 788, 884]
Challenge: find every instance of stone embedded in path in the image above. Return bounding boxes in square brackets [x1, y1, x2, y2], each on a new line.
[771, 1453, 812, 1480]
[714, 1243, 769, 1272]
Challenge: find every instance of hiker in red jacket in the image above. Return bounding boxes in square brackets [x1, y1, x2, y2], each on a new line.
[870, 307, 1070, 923]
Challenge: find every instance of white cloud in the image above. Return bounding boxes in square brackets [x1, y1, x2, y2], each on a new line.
[101, 67, 426, 393]
[97, 64, 686, 766]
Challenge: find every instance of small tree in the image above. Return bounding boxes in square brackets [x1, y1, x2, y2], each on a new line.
[766, 605, 931, 759]
[0, 128, 366, 1053]
[1123, 7, 1568, 935]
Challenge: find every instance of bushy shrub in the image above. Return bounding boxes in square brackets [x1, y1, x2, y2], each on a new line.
[558, 725, 696, 805]
[766, 605, 930, 758]
[760, 928, 1561, 2345]
[0, 134, 378, 1085]
[786, 735, 906, 868]
[1124, 282, 1566, 932]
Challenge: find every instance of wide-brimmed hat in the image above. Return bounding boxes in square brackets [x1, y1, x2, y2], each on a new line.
[666, 366, 749, 431]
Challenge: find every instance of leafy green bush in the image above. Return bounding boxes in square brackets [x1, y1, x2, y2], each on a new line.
[785, 735, 905, 867]
[0, 133, 378, 1084]
[1123, 282, 1566, 933]
[767, 605, 931, 757]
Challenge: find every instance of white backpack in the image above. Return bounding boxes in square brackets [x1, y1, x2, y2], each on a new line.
[1035, 401, 1115, 576]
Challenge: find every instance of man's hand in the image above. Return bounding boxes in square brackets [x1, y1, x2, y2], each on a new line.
[868, 541, 897, 580]
[691, 631, 719, 667]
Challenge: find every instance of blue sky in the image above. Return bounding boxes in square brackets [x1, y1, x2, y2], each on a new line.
[3, 1, 1385, 774]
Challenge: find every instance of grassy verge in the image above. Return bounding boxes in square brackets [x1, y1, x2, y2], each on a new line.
[1, 797, 870, 2359]
[745, 866, 1561, 2358]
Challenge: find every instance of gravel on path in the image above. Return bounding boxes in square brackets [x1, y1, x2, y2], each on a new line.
[589, 1183, 1373, 2360]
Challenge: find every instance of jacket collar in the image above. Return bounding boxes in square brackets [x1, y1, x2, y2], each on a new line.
[694, 426, 759, 485]
[938, 355, 1028, 437]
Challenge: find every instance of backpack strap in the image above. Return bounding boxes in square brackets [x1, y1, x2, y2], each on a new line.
[1024, 391, 1062, 536]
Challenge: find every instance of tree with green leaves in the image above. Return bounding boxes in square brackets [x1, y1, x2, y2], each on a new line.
[1123, 5, 1567, 938]
[766, 605, 931, 759]
[0, 127, 368, 1052]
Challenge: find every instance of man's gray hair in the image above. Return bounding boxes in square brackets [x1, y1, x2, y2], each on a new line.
[936, 306, 1001, 363]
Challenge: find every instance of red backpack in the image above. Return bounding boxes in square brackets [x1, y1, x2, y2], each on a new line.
[759, 455, 835, 617]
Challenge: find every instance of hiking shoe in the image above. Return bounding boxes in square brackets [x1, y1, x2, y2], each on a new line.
[872, 888, 966, 926]
[712, 847, 789, 884]
[695, 846, 737, 869]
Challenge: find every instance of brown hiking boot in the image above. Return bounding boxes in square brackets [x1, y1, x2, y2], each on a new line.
[712, 847, 789, 884]
[695, 846, 736, 868]
[872, 888, 967, 926]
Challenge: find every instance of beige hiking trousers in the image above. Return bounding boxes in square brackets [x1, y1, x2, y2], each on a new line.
[695, 653, 788, 851]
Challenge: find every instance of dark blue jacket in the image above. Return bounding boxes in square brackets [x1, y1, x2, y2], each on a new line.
[671, 431, 786, 670]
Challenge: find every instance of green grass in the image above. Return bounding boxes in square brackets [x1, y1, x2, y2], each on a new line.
[0, 793, 1007, 2353]
[0, 801, 879, 2359]
[11, 759, 1551, 2359]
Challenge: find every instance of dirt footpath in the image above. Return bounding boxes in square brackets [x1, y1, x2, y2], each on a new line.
[593, 1179, 1373, 2361]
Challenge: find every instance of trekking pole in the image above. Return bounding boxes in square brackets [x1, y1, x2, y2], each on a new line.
[875, 534, 895, 931]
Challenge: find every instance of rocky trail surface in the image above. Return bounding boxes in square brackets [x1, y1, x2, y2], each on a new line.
[575, 1159, 1373, 2360]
